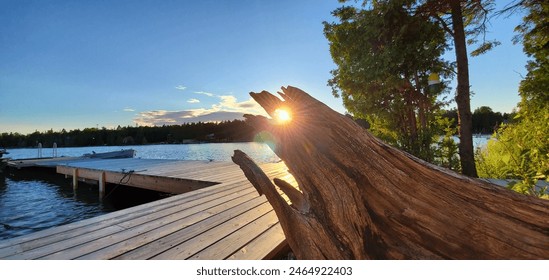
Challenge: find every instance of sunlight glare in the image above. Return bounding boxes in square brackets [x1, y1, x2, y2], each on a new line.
[274, 108, 292, 124]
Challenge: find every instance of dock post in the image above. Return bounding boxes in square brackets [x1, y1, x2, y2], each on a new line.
[37, 142, 43, 158]
[99, 172, 106, 201]
[72, 168, 79, 190]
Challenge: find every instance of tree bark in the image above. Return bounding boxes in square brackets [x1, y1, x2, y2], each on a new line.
[232, 86, 549, 260]
[450, 0, 478, 177]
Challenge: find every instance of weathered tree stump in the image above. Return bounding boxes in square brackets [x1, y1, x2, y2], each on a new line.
[231, 86, 549, 260]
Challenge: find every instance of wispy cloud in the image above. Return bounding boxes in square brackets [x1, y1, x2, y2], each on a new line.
[194, 91, 214, 97]
[135, 110, 178, 125]
[175, 85, 187, 91]
[134, 95, 268, 126]
[187, 98, 200, 103]
[123, 108, 135, 112]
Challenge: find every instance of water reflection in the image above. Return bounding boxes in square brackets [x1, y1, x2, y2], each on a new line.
[0, 170, 115, 240]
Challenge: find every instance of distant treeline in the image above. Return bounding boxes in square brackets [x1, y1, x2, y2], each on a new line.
[1, 106, 512, 148]
[444, 106, 516, 135]
[0, 120, 258, 148]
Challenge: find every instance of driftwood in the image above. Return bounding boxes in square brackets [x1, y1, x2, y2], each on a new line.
[231, 86, 549, 259]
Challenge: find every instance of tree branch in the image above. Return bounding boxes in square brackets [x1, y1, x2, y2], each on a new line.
[433, 13, 455, 37]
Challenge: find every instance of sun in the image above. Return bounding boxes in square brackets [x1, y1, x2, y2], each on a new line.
[274, 108, 292, 124]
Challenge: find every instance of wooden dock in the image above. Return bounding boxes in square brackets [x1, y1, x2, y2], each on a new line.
[0, 158, 294, 260]
[56, 158, 231, 197]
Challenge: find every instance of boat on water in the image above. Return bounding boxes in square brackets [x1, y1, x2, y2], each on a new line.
[5, 149, 136, 170]
[83, 149, 136, 159]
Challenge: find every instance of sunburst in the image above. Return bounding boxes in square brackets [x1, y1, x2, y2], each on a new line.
[274, 108, 292, 124]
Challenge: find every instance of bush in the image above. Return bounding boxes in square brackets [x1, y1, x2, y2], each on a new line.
[476, 106, 548, 199]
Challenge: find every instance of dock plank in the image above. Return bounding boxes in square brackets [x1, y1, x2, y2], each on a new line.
[227, 223, 288, 260]
[114, 197, 271, 260]
[0, 180, 254, 258]
[151, 202, 275, 260]
[0, 181, 244, 255]
[188, 210, 279, 260]
[0, 159, 293, 260]
[40, 190, 260, 260]
[76, 190, 261, 260]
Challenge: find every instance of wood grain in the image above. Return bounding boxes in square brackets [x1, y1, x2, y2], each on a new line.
[232, 85, 549, 260]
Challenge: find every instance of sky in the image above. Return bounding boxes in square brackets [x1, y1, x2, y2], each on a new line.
[0, 0, 529, 134]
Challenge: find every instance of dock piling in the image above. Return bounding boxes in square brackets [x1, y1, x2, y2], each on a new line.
[72, 168, 79, 190]
[99, 172, 106, 201]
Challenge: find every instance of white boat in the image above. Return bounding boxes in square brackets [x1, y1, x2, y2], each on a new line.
[83, 149, 136, 159]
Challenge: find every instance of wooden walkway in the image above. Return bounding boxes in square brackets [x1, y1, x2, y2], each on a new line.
[0, 159, 294, 260]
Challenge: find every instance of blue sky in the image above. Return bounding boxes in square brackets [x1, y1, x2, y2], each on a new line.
[0, 0, 528, 134]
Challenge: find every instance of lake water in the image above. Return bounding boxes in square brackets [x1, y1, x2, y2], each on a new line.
[0, 137, 490, 241]
[0, 142, 278, 240]
[5, 142, 280, 162]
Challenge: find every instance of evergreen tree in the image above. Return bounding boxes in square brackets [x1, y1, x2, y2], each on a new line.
[418, 0, 498, 177]
[327, 0, 497, 176]
[324, 0, 455, 164]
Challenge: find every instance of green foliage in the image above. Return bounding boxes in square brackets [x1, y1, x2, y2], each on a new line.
[515, 0, 549, 107]
[470, 40, 501, 56]
[476, 107, 549, 198]
[324, 0, 456, 165]
[432, 116, 460, 171]
[477, 0, 549, 198]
